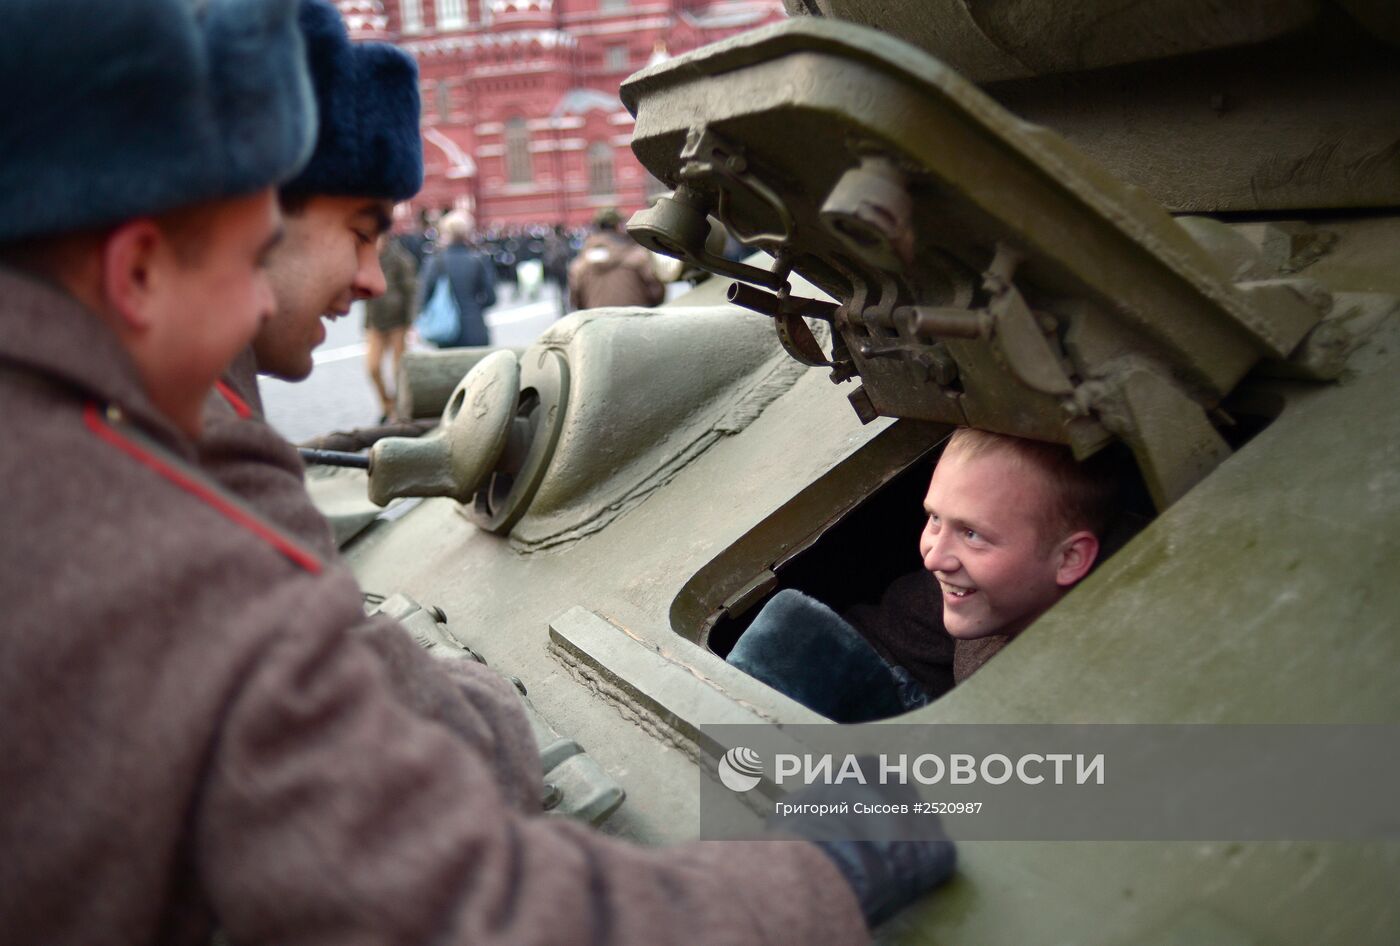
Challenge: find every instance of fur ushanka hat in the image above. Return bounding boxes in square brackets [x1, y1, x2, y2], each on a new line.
[281, 0, 423, 202]
[0, 0, 316, 243]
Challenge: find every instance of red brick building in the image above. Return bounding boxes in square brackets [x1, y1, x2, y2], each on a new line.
[334, 0, 785, 229]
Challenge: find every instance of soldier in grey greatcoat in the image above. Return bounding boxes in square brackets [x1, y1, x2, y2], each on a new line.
[0, 0, 954, 942]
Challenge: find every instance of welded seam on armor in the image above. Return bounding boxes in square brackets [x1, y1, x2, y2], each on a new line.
[548, 640, 704, 765]
[604, 617, 784, 724]
[514, 352, 808, 552]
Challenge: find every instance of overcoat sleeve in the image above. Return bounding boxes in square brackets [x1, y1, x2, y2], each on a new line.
[198, 570, 869, 946]
[198, 389, 340, 561]
[197, 361, 542, 810]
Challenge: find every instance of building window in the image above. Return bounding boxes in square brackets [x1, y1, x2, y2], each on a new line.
[436, 82, 452, 122]
[588, 142, 615, 195]
[421, 81, 437, 122]
[437, 0, 466, 30]
[605, 45, 629, 72]
[401, 0, 423, 33]
[601, 0, 628, 11]
[505, 117, 532, 184]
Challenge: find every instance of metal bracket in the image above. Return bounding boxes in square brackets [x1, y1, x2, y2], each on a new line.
[626, 182, 789, 292]
[819, 153, 914, 272]
[726, 281, 841, 368]
[369, 593, 626, 826]
[677, 127, 794, 248]
[982, 243, 1077, 397]
[1080, 361, 1234, 508]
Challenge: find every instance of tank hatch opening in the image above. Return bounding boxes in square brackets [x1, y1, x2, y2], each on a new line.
[704, 445, 934, 660]
[672, 418, 1178, 721]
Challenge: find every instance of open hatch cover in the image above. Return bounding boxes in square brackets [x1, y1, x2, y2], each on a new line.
[622, 19, 1333, 509]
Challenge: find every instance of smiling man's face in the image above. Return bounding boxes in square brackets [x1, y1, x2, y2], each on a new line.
[919, 445, 1080, 641]
[254, 195, 391, 381]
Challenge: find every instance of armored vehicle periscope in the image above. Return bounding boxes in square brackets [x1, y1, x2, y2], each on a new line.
[308, 4, 1400, 942]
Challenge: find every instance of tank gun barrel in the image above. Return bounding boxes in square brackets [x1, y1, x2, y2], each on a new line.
[297, 448, 370, 469]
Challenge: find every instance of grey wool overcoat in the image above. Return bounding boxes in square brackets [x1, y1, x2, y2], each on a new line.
[0, 266, 867, 945]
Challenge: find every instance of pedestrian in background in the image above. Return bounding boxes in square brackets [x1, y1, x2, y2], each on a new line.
[415, 211, 495, 347]
[365, 232, 417, 421]
[543, 224, 573, 317]
[398, 208, 432, 270]
[568, 208, 665, 310]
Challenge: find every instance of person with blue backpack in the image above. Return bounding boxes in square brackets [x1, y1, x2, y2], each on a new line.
[415, 210, 496, 347]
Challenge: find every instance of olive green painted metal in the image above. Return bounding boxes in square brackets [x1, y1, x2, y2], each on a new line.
[372, 593, 626, 825]
[504, 307, 808, 549]
[784, 0, 1320, 80]
[368, 350, 520, 507]
[396, 346, 527, 420]
[621, 19, 1337, 506]
[669, 419, 948, 642]
[787, 0, 1400, 213]
[367, 304, 812, 546]
[304, 464, 393, 546]
[324, 10, 1400, 945]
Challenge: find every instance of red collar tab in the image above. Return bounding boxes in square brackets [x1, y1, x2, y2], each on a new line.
[215, 380, 254, 419]
[84, 402, 322, 575]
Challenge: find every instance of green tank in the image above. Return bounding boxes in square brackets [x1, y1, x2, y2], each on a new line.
[317, 4, 1400, 941]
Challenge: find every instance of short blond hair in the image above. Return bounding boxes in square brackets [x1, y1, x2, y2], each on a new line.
[941, 427, 1121, 545]
[440, 211, 474, 244]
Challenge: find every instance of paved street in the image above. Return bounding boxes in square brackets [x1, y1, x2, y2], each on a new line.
[260, 283, 565, 444]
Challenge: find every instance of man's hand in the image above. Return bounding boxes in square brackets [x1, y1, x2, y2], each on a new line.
[808, 834, 956, 928]
[768, 762, 956, 927]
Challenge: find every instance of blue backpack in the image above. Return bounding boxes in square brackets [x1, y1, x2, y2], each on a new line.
[416, 275, 460, 346]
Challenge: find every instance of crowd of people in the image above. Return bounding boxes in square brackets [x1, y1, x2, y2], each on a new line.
[399, 217, 575, 302]
[363, 208, 671, 420]
[400, 210, 671, 308]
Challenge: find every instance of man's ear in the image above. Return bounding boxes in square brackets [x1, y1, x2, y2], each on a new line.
[1054, 530, 1100, 588]
[100, 220, 167, 332]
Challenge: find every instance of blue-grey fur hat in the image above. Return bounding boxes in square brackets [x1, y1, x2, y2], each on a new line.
[281, 0, 423, 202]
[0, 0, 317, 244]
